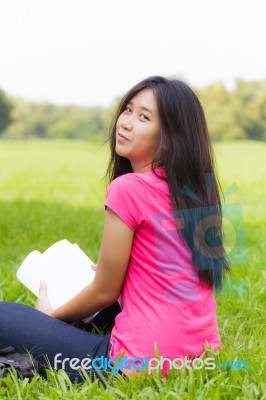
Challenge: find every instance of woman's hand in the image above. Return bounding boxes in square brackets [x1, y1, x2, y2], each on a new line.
[35, 280, 54, 317]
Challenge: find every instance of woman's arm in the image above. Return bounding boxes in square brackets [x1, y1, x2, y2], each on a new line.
[36, 207, 134, 322]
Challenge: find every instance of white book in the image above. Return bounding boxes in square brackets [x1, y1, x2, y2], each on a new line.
[17, 239, 98, 323]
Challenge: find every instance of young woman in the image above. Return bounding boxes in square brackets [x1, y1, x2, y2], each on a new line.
[0, 76, 229, 380]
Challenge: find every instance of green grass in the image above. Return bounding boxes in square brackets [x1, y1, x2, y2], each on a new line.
[0, 139, 265, 399]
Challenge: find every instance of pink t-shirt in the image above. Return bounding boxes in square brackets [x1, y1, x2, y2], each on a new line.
[104, 167, 221, 374]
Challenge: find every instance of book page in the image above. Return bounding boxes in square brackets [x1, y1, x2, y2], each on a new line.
[16, 250, 43, 296]
[17, 240, 96, 311]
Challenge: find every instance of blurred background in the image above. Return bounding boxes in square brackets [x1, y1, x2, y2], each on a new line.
[0, 0, 266, 141]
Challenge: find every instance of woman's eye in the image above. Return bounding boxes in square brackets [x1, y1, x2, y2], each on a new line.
[124, 108, 148, 120]
[141, 114, 149, 120]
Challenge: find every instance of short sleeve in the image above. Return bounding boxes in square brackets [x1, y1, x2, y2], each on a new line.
[104, 175, 148, 231]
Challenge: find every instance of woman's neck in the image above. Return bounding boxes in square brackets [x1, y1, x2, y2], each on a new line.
[131, 160, 163, 174]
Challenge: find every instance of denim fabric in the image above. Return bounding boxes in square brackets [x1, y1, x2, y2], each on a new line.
[0, 301, 121, 382]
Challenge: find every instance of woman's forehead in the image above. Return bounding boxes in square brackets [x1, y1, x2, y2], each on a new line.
[128, 88, 158, 115]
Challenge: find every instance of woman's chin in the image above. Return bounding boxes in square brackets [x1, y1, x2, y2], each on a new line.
[115, 145, 127, 158]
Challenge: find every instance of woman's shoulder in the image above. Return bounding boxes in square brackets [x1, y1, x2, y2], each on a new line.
[107, 168, 167, 198]
[110, 167, 166, 186]
[105, 172, 150, 226]
[107, 172, 146, 194]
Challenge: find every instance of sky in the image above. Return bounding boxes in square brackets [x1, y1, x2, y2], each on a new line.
[0, 0, 265, 107]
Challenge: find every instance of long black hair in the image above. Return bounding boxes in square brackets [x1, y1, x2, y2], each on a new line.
[106, 76, 230, 290]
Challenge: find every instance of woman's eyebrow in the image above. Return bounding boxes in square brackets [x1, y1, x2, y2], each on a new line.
[128, 100, 153, 115]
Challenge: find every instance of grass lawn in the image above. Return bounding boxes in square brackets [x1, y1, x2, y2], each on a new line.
[0, 139, 265, 399]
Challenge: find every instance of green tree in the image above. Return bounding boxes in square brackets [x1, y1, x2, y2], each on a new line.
[4, 79, 266, 141]
[196, 82, 245, 140]
[0, 89, 13, 135]
[234, 79, 266, 140]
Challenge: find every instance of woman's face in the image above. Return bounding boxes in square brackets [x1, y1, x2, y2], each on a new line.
[115, 88, 161, 173]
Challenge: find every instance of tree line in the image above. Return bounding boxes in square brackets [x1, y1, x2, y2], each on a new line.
[0, 78, 265, 141]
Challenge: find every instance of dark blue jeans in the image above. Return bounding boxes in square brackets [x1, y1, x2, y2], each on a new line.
[0, 301, 121, 383]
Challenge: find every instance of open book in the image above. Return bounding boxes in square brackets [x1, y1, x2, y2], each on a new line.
[17, 239, 98, 323]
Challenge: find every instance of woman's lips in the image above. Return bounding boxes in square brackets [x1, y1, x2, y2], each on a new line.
[117, 133, 129, 141]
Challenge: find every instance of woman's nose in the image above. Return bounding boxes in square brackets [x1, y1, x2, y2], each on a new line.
[121, 118, 132, 130]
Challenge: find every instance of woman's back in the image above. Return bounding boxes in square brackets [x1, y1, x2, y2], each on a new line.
[105, 168, 221, 373]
